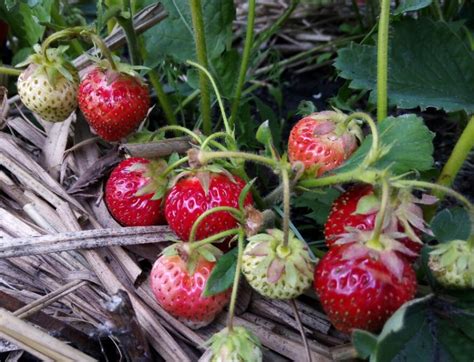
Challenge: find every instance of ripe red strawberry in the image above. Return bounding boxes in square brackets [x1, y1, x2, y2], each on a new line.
[288, 111, 360, 176]
[77, 67, 150, 141]
[165, 173, 253, 244]
[150, 253, 231, 329]
[314, 243, 417, 333]
[325, 184, 426, 261]
[105, 157, 166, 226]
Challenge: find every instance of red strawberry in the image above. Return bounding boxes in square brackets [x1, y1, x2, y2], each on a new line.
[164, 173, 253, 244]
[150, 253, 231, 329]
[105, 157, 166, 226]
[314, 243, 417, 333]
[288, 111, 359, 176]
[77, 67, 150, 141]
[325, 184, 425, 261]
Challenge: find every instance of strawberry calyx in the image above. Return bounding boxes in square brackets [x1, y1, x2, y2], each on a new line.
[87, 55, 150, 85]
[309, 110, 363, 143]
[204, 326, 262, 362]
[16, 45, 78, 88]
[127, 158, 169, 201]
[245, 229, 314, 284]
[162, 241, 223, 276]
[428, 239, 474, 289]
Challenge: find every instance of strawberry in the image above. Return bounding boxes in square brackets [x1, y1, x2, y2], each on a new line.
[164, 173, 253, 244]
[205, 326, 262, 362]
[314, 242, 417, 333]
[242, 229, 315, 299]
[324, 184, 433, 261]
[105, 157, 167, 226]
[150, 250, 231, 329]
[77, 66, 150, 141]
[17, 46, 78, 122]
[288, 111, 360, 176]
[428, 240, 474, 289]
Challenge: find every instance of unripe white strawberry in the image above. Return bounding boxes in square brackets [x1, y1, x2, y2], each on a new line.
[428, 239, 474, 289]
[16, 45, 78, 122]
[242, 229, 315, 299]
[203, 326, 262, 362]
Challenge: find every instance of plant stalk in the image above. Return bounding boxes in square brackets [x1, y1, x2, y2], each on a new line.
[189, 207, 243, 243]
[188, 228, 241, 250]
[189, 0, 212, 134]
[199, 151, 279, 168]
[147, 69, 177, 125]
[227, 228, 245, 330]
[281, 166, 291, 248]
[0, 66, 22, 76]
[367, 176, 390, 249]
[117, 0, 141, 65]
[298, 169, 381, 189]
[229, 0, 256, 128]
[376, 0, 390, 122]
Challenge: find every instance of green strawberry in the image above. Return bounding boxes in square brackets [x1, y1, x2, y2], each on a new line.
[242, 229, 315, 299]
[17, 45, 78, 122]
[428, 239, 474, 289]
[204, 326, 262, 362]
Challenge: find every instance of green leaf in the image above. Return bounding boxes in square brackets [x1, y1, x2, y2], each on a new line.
[203, 247, 237, 297]
[357, 295, 474, 362]
[293, 188, 341, 225]
[143, 0, 235, 67]
[430, 208, 471, 243]
[352, 330, 377, 358]
[336, 114, 434, 175]
[256, 120, 272, 146]
[335, 18, 474, 113]
[394, 0, 432, 15]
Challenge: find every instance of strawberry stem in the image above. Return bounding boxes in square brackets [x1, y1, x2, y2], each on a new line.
[40, 26, 86, 64]
[346, 112, 380, 167]
[199, 151, 279, 168]
[116, 0, 140, 65]
[158, 125, 202, 144]
[367, 176, 390, 249]
[161, 156, 189, 178]
[392, 180, 474, 215]
[281, 165, 291, 248]
[188, 228, 241, 251]
[227, 228, 245, 331]
[377, 0, 390, 122]
[88, 32, 118, 71]
[188, 207, 244, 243]
[186, 61, 233, 138]
[201, 132, 237, 151]
[298, 169, 381, 189]
[229, 0, 256, 130]
[0, 66, 21, 76]
[187, 0, 212, 135]
[426, 116, 474, 220]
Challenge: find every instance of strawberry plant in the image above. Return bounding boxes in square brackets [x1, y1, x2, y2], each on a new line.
[0, 0, 473, 360]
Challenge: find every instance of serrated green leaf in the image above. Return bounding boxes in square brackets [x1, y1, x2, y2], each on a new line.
[293, 188, 341, 225]
[335, 18, 474, 113]
[203, 247, 237, 296]
[430, 208, 471, 243]
[336, 114, 434, 175]
[394, 0, 432, 15]
[352, 330, 377, 358]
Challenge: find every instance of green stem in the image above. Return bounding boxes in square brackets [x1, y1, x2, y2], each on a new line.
[188, 207, 243, 243]
[188, 228, 240, 250]
[252, 0, 300, 52]
[392, 180, 474, 213]
[229, 0, 256, 129]
[147, 69, 177, 125]
[346, 112, 380, 166]
[281, 166, 291, 248]
[50, 0, 84, 56]
[41, 26, 88, 64]
[367, 176, 390, 249]
[376, 0, 390, 122]
[0, 66, 22, 76]
[201, 132, 236, 151]
[186, 61, 231, 137]
[434, 116, 474, 198]
[116, 0, 140, 65]
[174, 89, 200, 115]
[88, 33, 118, 70]
[158, 125, 202, 143]
[188, 0, 212, 135]
[227, 228, 245, 331]
[162, 156, 189, 177]
[298, 169, 381, 189]
[199, 151, 279, 168]
[431, 0, 445, 21]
